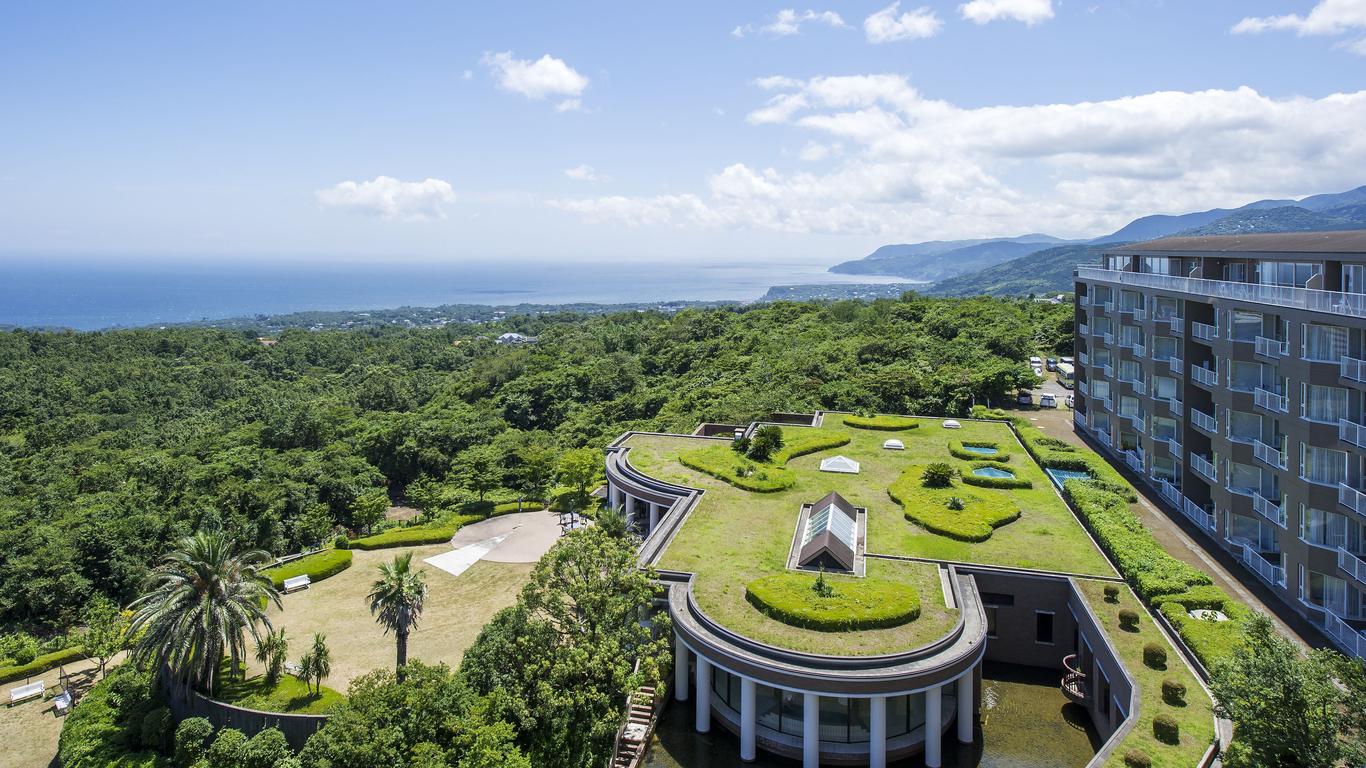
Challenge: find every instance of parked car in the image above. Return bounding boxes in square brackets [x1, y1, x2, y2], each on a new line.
[1032, 366, 1044, 378]
[1046, 357, 1058, 371]
[1017, 391, 1034, 406]
[1066, 394, 1075, 409]
[1029, 355, 1043, 367]
[1039, 393, 1057, 408]
[1060, 356, 1074, 366]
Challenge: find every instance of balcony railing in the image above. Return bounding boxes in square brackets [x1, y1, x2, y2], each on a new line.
[1342, 356, 1366, 385]
[1191, 408, 1218, 434]
[1255, 336, 1289, 359]
[1133, 342, 1147, 359]
[1340, 419, 1366, 450]
[1130, 378, 1148, 396]
[1231, 539, 1287, 588]
[1192, 321, 1218, 342]
[1102, 364, 1114, 380]
[1156, 478, 1181, 506]
[1253, 440, 1287, 470]
[1102, 301, 1115, 313]
[1192, 365, 1217, 387]
[1341, 483, 1366, 516]
[1340, 547, 1366, 586]
[1078, 323, 1090, 337]
[1126, 411, 1146, 432]
[1254, 387, 1289, 413]
[1123, 449, 1144, 473]
[1182, 497, 1217, 532]
[1319, 609, 1366, 662]
[1167, 356, 1183, 375]
[1096, 429, 1112, 448]
[1076, 266, 1366, 320]
[1103, 332, 1114, 346]
[1162, 436, 1182, 456]
[1190, 452, 1218, 483]
[1078, 380, 1089, 397]
[1169, 316, 1184, 336]
[1073, 409, 1085, 429]
[1253, 492, 1287, 528]
[1078, 351, 1089, 366]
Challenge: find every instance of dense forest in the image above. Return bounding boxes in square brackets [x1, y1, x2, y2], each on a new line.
[0, 295, 1070, 631]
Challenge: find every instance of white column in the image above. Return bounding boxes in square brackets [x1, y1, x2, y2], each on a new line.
[674, 634, 689, 702]
[925, 684, 942, 768]
[625, 494, 636, 521]
[649, 503, 660, 532]
[957, 672, 974, 744]
[608, 483, 619, 509]
[870, 696, 887, 768]
[740, 677, 757, 762]
[803, 693, 819, 768]
[695, 656, 711, 733]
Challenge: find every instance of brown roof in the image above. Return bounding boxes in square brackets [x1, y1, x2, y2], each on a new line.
[1107, 230, 1366, 256]
[797, 492, 857, 573]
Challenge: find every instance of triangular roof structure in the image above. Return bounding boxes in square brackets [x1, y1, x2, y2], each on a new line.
[798, 492, 857, 572]
[819, 455, 861, 474]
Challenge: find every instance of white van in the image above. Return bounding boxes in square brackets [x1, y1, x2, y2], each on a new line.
[1039, 393, 1057, 408]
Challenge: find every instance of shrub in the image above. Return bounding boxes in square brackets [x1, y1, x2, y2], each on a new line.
[175, 717, 214, 767]
[1161, 678, 1186, 706]
[350, 514, 479, 550]
[679, 445, 795, 492]
[1142, 642, 1167, 669]
[842, 414, 921, 431]
[946, 496, 965, 511]
[1156, 597, 1251, 669]
[1123, 750, 1152, 768]
[731, 436, 751, 454]
[140, 706, 172, 753]
[1104, 584, 1120, 602]
[1152, 714, 1180, 744]
[1118, 608, 1140, 630]
[770, 428, 851, 463]
[207, 728, 248, 768]
[745, 572, 920, 631]
[0, 644, 85, 684]
[922, 462, 956, 487]
[264, 548, 353, 588]
[242, 727, 291, 768]
[333, 534, 349, 549]
[747, 425, 784, 461]
[57, 665, 161, 768]
[949, 441, 1011, 463]
[889, 466, 1020, 542]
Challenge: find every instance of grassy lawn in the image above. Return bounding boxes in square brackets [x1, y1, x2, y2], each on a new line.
[631, 417, 1112, 654]
[1076, 579, 1217, 768]
[217, 665, 345, 714]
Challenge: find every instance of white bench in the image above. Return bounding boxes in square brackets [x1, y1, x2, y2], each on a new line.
[9, 681, 43, 706]
[282, 575, 311, 593]
[52, 691, 72, 715]
[284, 661, 303, 678]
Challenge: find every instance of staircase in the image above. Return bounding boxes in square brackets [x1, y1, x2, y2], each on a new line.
[610, 685, 660, 768]
[1060, 654, 1088, 705]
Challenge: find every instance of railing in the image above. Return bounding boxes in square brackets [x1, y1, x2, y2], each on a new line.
[1102, 364, 1114, 380]
[1192, 365, 1217, 387]
[1190, 453, 1218, 483]
[1163, 436, 1182, 456]
[1341, 483, 1366, 517]
[1253, 492, 1287, 528]
[1076, 266, 1366, 320]
[1232, 539, 1287, 588]
[1319, 609, 1366, 662]
[1254, 387, 1289, 413]
[1102, 301, 1115, 313]
[1192, 321, 1218, 342]
[1073, 409, 1086, 429]
[1157, 478, 1182, 506]
[1061, 654, 1088, 704]
[1078, 380, 1089, 396]
[1130, 307, 1147, 321]
[1191, 408, 1217, 434]
[1133, 342, 1147, 359]
[1096, 429, 1112, 448]
[1255, 336, 1289, 358]
[1103, 332, 1114, 346]
[1123, 411, 1145, 432]
[1339, 547, 1366, 586]
[1253, 440, 1287, 470]
[1079, 351, 1089, 366]
[1123, 449, 1143, 473]
[1169, 316, 1184, 335]
[1342, 356, 1366, 385]
[1130, 378, 1147, 396]
[1340, 419, 1366, 450]
[1182, 497, 1217, 532]
[1078, 323, 1090, 336]
[1167, 356, 1183, 375]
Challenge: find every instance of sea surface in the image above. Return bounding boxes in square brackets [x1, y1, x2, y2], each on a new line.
[0, 258, 912, 331]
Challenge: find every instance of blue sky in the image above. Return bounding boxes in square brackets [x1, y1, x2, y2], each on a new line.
[2, 0, 1365, 265]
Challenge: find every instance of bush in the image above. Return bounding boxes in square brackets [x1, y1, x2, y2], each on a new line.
[747, 425, 784, 461]
[242, 727, 292, 768]
[959, 463, 1033, 490]
[842, 414, 921, 431]
[1118, 608, 1140, 630]
[350, 514, 479, 550]
[265, 548, 353, 588]
[922, 462, 956, 487]
[140, 706, 172, 753]
[175, 717, 214, 767]
[889, 465, 1020, 542]
[1161, 678, 1186, 706]
[1123, 750, 1152, 768]
[0, 644, 85, 684]
[207, 728, 248, 768]
[333, 534, 349, 550]
[56, 665, 161, 768]
[1155, 594, 1252, 669]
[770, 428, 851, 463]
[949, 441, 1011, 463]
[745, 572, 920, 631]
[1104, 584, 1120, 602]
[1142, 642, 1167, 669]
[1152, 713, 1180, 744]
[679, 445, 794, 492]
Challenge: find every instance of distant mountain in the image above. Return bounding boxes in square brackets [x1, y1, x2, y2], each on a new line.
[925, 243, 1108, 298]
[1176, 203, 1366, 236]
[1295, 186, 1366, 211]
[827, 234, 1075, 281]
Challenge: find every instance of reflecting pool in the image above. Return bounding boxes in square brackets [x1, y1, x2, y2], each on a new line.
[972, 467, 1016, 479]
[961, 445, 999, 455]
[1044, 468, 1093, 489]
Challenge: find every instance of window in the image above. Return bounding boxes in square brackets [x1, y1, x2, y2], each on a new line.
[1153, 376, 1178, 401]
[1154, 296, 1180, 319]
[1302, 323, 1348, 362]
[1036, 611, 1055, 645]
[1118, 360, 1141, 382]
[1345, 264, 1366, 295]
[1226, 263, 1248, 282]
[779, 691, 805, 737]
[1153, 416, 1178, 441]
[1305, 571, 1349, 615]
[1301, 445, 1348, 486]
[1229, 411, 1263, 443]
[1229, 361, 1263, 392]
[1228, 461, 1262, 495]
[1119, 395, 1140, 418]
[1094, 317, 1112, 335]
[1154, 456, 1178, 483]
[1258, 260, 1321, 288]
[1119, 325, 1142, 346]
[1300, 506, 1357, 550]
[1152, 336, 1178, 361]
[1302, 384, 1348, 423]
[1092, 380, 1111, 401]
[1120, 290, 1144, 311]
[1141, 256, 1174, 275]
[1231, 310, 1262, 342]
[757, 685, 782, 731]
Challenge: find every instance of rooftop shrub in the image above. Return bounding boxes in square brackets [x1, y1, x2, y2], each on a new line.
[949, 440, 1011, 463]
[922, 462, 957, 487]
[841, 414, 921, 431]
[350, 514, 481, 550]
[1143, 642, 1167, 669]
[1161, 678, 1186, 706]
[959, 463, 1033, 490]
[1123, 750, 1152, 768]
[679, 445, 795, 492]
[745, 572, 920, 631]
[1152, 713, 1180, 745]
[1119, 608, 1141, 631]
[890, 465, 1020, 542]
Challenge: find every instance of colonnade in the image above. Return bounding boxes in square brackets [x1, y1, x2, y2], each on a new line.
[607, 482, 665, 535]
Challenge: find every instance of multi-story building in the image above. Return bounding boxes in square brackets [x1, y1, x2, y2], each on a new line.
[1073, 231, 1366, 662]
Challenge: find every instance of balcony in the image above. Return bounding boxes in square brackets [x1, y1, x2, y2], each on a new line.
[1231, 539, 1287, 588]
[1078, 380, 1089, 397]
[1318, 609, 1366, 662]
[1191, 408, 1218, 434]
[1255, 336, 1289, 359]
[1075, 266, 1366, 320]
[1123, 449, 1144, 473]
[1102, 364, 1114, 380]
[1253, 440, 1287, 470]
[1182, 497, 1217, 532]
[1339, 483, 1366, 517]
[1162, 435, 1182, 456]
[1169, 317, 1184, 336]
[1156, 478, 1181, 506]
[1192, 321, 1218, 342]
[1124, 411, 1146, 432]
[1095, 429, 1112, 448]
[1166, 356, 1183, 375]
[1191, 365, 1218, 387]
[1073, 409, 1086, 429]
[1342, 356, 1366, 385]
[1133, 342, 1147, 359]
[1129, 378, 1148, 396]
[1254, 387, 1289, 414]
[1253, 492, 1287, 528]
[1340, 419, 1366, 450]
[1340, 547, 1366, 587]
[1102, 301, 1115, 314]
[1102, 332, 1114, 346]
[1190, 452, 1218, 483]
[1078, 323, 1090, 336]
[1078, 351, 1089, 366]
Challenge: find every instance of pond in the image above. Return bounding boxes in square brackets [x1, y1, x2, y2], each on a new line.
[642, 663, 1100, 768]
[972, 467, 1016, 479]
[1045, 468, 1093, 489]
[961, 445, 999, 456]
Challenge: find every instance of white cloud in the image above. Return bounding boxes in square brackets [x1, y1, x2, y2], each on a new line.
[959, 0, 1055, 25]
[564, 164, 601, 182]
[864, 3, 943, 42]
[480, 51, 589, 102]
[551, 76, 1366, 240]
[316, 176, 456, 221]
[1349, 36, 1366, 54]
[555, 98, 584, 113]
[1233, 0, 1366, 35]
[798, 141, 843, 161]
[461, 69, 473, 80]
[733, 9, 847, 38]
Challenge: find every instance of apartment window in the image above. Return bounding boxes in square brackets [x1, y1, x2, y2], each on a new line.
[1153, 376, 1178, 401]
[1103, 256, 1127, 272]
[1258, 260, 1321, 288]
[1154, 456, 1178, 483]
[1301, 445, 1349, 486]
[1141, 257, 1175, 275]
[1231, 513, 1280, 552]
[1229, 360, 1263, 391]
[1036, 611, 1055, 645]
[1119, 396, 1140, 418]
[1231, 310, 1262, 342]
[1345, 264, 1366, 295]
[1228, 461, 1262, 495]
[1152, 336, 1178, 361]
[1305, 571, 1349, 615]
[1229, 411, 1264, 443]
[1226, 263, 1248, 282]
[1154, 296, 1180, 320]
[1302, 323, 1348, 362]
[1302, 384, 1349, 423]
[1120, 290, 1144, 310]
[1300, 506, 1357, 550]
[1119, 360, 1141, 382]
[1092, 380, 1111, 401]
[1119, 325, 1143, 346]
[1094, 316, 1113, 335]
[1153, 416, 1178, 441]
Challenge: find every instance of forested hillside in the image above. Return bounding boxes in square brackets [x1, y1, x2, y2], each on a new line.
[0, 296, 1069, 631]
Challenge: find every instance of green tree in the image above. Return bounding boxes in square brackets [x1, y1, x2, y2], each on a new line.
[298, 632, 332, 696]
[367, 552, 428, 681]
[453, 444, 503, 504]
[594, 505, 628, 539]
[510, 443, 557, 511]
[351, 488, 390, 534]
[82, 594, 127, 678]
[555, 447, 601, 505]
[253, 627, 289, 686]
[1211, 614, 1366, 767]
[747, 425, 784, 462]
[127, 532, 279, 693]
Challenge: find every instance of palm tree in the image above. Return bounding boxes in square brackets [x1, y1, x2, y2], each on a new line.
[299, 632, 331, 695]
[127, 531, 280, 694]
[367, 552, 427, 681]
[254, 628, 288, 685]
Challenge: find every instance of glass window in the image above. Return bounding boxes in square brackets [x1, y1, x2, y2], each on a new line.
[780, 691, 805, 737]
[1259, 261, 1321, 287]
[886, 694, 910, 738]
[1119, 396, 1140, 418]
[1141, 256, 1173, 275]
[1152, 336, 1178, 361]
[1228, 461, 1262, 494]
[757, 685, 782, 731]
[1153, 376, 1178, 400]
[1302, 445, 1348, 486]
[1229, 361, 1263, 391]
[1154, 456, 1177, 483]
[1345, 264, 1366, 295]
[849, 698, 872, 743]
[1301, 506, 1351, 550]
[1302, 384, 1348, 423]
[1231, 310, 1262, 341]
[1094, 317, 1112, 335]
[1092, 380, 1110, 401]
[820, 696, 850, 743]
[1119, 360, 1141, 382]
[1154, 296, 1180, 319]
[1153, 416, 1178, 440]
[1302, 323, 1348, 362]
[1229, 411, 1263, 443]
[1036, 611, 1055, 644]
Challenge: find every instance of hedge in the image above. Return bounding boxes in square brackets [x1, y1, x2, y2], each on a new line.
[971, 406, 1134, 499]
[1153, 590, 1252, 669]
[841, 414, 921, 431]
[771, 428, 851, 464]
[745, 572, 920, 631]
[958, 462, 1033, 490]
[349, 514, 481, 550]
[679, 445, 795, 493]
[264, 549, 353, 588]
[889, 465, 1020, 542]
[948, 440, 1011, 463]
[1062, 482, 1210, 598]
[0, 644, 86, 684]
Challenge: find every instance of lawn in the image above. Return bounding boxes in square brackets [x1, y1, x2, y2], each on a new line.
[1076, 579, 1217, 768]
[217, 664, 345, 715]
[630, 417, 1113, 655]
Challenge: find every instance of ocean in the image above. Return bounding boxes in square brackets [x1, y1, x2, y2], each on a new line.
[0, 258, 909, 331]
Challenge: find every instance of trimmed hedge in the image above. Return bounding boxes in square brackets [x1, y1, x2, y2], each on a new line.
[350, 514, 480, 550]
[959, 463, 1033, 490]
[771, 428, 852, 464]
[1154, 591, 1252, 669]
[889, 465, 1020, 542]
[264, 549, 352, 588]
[949, 441, 1011, 463]
[1152, 713, 1180, 744]
[745, 572, 920, 631]
[679, 445, 795, 492]
[0, 644, 86, 684]
[971, 406, 1134, 499]
[841, 414, 921, 431]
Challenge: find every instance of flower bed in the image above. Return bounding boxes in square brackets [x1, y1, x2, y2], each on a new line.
[889, 465, 1020, 542]
[745, 572, 920, 631]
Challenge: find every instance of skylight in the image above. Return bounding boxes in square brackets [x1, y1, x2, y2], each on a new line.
[803, 501, 856, 551]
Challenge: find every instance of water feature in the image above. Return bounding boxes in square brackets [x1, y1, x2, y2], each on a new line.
[642, 663, 1100, 768]
[973, 467, 1016, 479]
[961, 445, 999, 456]
[1045, 468, 1093, 489]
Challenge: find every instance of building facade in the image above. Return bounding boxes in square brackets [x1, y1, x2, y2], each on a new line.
[1073, 231, 1366, 662]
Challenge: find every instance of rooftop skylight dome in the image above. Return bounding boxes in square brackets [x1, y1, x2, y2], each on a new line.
[819, 455, 861, 474]
[797, 491, 857, 572]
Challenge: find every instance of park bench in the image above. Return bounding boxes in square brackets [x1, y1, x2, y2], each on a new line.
[282, 575, 311, 593]
[9, 681, 43, 706]
[52, 691, 72, 715]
